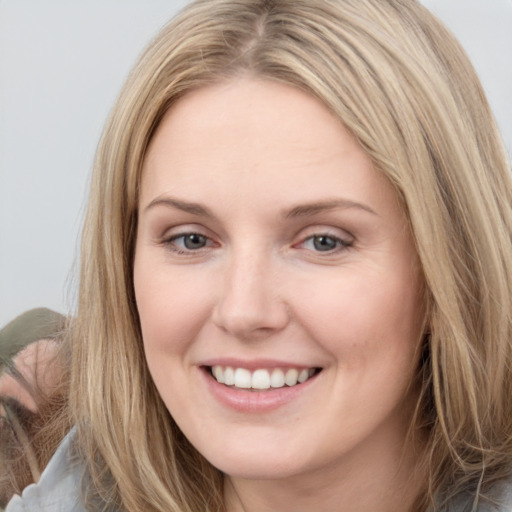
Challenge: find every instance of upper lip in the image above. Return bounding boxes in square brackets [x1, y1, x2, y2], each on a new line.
[198, 358, 321, 371]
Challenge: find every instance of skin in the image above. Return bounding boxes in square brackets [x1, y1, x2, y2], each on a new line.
[134, 78, 426, 512]
[0, 339, 58, 413]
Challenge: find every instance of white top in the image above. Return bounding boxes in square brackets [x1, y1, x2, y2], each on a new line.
[5, 429, 512, 511]
[5, 428, 87, 512]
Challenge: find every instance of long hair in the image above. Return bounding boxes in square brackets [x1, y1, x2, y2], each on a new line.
[36, 0, 512, 510]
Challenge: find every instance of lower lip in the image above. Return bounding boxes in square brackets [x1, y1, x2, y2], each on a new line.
[201, 368, 319, 413]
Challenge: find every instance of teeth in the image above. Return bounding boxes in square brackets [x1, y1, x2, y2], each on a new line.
[224, 367, 235, 386]
[270, 368, 285, 388]
[213, 365, 224, 384]
[234, 368, 252, 388]
[210, 366, 317, 390]
[298, 369, 309, 383]
[252, 369, 271, 390]
[285, 368, 299, 386]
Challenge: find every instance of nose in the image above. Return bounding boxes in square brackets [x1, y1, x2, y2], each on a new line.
[212, 250, 290, 339]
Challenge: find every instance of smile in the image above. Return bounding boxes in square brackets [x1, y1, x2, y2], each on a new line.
[210, 366, 319, 390]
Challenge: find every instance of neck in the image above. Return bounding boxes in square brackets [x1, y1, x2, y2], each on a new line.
[224, 425, 427, 512]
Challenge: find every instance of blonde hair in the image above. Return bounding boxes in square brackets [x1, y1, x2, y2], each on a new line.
[66, 0, 512, 510]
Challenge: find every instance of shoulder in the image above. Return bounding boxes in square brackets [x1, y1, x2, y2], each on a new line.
[442, 475, 512, 512]
[485, 475, 512, 511]
[4, 427, 87, 512]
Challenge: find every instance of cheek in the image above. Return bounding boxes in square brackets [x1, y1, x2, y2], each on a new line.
[133, 260, 215, 415]
[133, 258, 214, 359]
[298, 270, 424, 435]
[291, 266, 424, 367]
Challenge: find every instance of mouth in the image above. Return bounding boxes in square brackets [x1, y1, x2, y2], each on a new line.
[206, 365, 322, 391]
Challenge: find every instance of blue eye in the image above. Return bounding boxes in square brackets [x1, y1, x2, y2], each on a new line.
[302, 234, 351, 252]
[167, 233, 210, 251]
[182, 233, 207, 249]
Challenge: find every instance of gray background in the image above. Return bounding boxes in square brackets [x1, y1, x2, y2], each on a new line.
[1, 0, 511, 327]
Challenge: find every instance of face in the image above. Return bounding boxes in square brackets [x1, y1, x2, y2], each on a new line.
[134, 78, 425, 483]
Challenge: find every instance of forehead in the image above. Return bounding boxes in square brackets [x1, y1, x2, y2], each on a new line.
[139, 78, 400, 218]
[143, 78, 351, 170]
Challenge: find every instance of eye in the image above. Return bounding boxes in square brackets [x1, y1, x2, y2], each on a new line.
[164, 232, 213, 252]
[301, 234, 352, 253]
[179, 233, 208, 250]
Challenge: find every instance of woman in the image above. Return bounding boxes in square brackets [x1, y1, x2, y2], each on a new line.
[3, 0, 512, 510]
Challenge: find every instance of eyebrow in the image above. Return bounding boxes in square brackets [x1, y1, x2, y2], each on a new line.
[285, 199, 377, 218]
[143, 196, 377, 219]
[143, 197, 215, 217]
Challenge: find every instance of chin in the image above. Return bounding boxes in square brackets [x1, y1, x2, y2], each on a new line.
[215, 460, 301, 481]
[199, 442, 311, 481]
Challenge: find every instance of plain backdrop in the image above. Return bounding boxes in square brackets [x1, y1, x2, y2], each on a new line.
[1, 0, 511, 327]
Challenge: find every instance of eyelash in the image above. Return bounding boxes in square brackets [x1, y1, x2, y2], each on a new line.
[298, 233, 353, 253]
[163, 232, 215, 254]
[161, 231, 353, 256]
